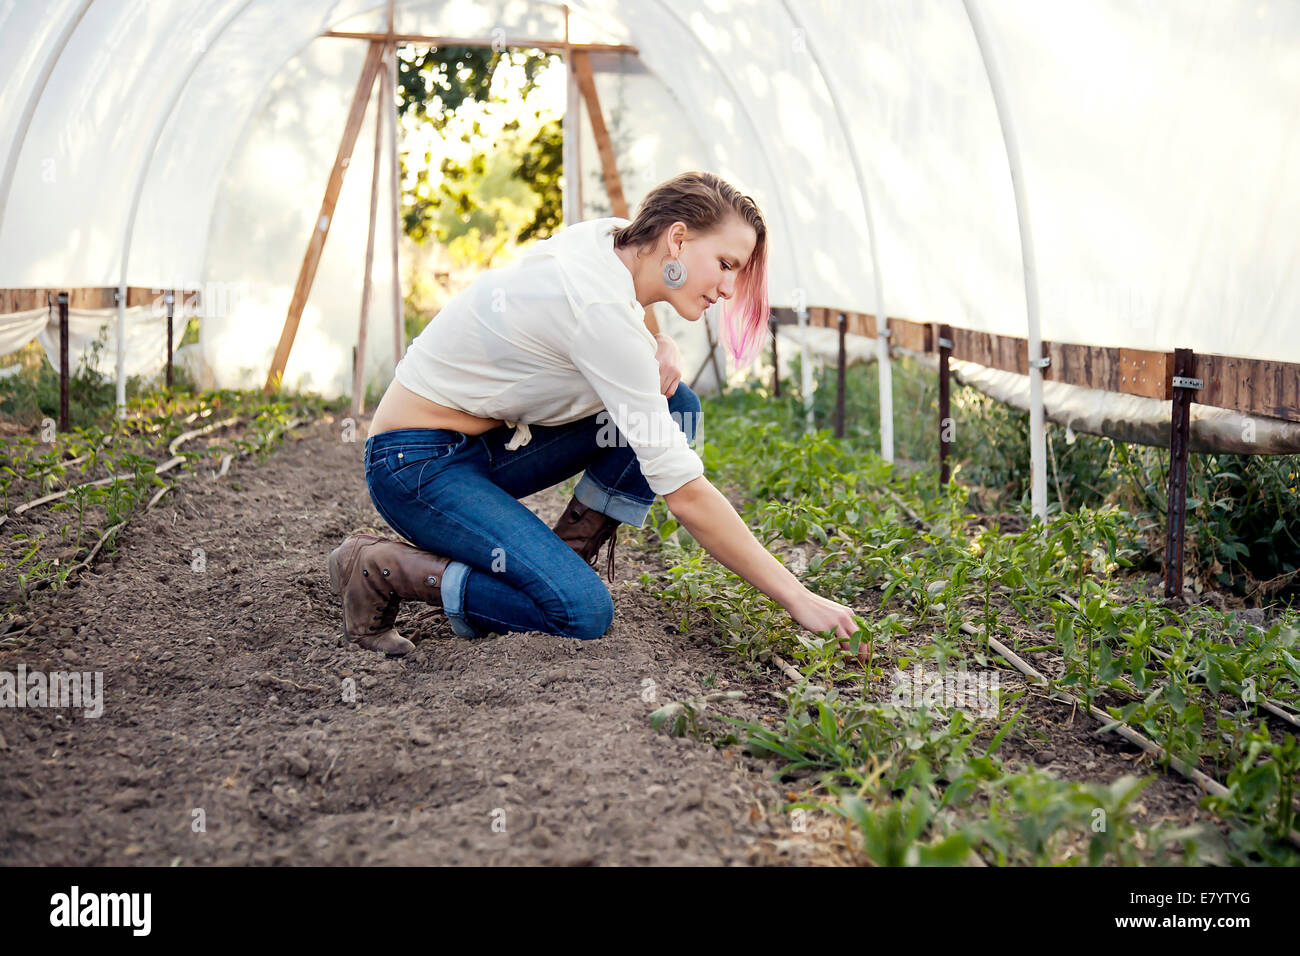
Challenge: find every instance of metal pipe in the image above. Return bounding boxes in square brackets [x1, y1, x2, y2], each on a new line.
[57, 292, 69, 433]
[962, 0, 1047, 518]
[939, 325, 952, 485]
[779, 0, 894, 461]
[834, 311, 847, 439]
[165, 290, 174, 390]
[1164, 348, 1196, 598]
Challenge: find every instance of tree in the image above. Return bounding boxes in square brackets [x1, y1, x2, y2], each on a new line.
[395, 45, 562, 251]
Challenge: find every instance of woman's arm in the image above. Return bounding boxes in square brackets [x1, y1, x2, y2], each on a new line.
[663, 475, 864, 648]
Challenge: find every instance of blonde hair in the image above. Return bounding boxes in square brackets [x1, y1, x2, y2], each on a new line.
[611, 171, 769, 366]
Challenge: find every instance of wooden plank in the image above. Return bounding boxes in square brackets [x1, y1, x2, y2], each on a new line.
[322, 30, 638, 55]
[1118, 348, 1171, 400]
[265, 40, 386, 394]
[1199, 353, 1300, 423]
[951, 327, 994, 368]
[995, 334, 1027, 374]
[1045, 342, 1120, 392]
[767, 306, 1300, 422]
[386, 0, 403, 367]
[572, 50, 627, 219]
[353, 50, 386, 418]
[0, 289, 44, 312]
[889, 317, 932, 354]
[0, 287, 198, 314]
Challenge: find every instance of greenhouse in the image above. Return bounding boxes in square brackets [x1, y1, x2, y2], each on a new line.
[1, 0, 1298, 883]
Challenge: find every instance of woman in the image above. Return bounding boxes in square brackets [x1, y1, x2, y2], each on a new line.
[329, 171, 860, 657]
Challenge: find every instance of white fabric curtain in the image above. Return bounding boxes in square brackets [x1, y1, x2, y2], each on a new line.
[0, 303, 178, 381]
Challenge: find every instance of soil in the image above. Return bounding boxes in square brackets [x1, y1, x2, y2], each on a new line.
[0, 415, 850, 866]
[0, 414, 1272, 866]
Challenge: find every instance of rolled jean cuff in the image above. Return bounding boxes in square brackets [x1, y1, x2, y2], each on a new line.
[574, 472, 652, 528]
[440, 560, 484, 639]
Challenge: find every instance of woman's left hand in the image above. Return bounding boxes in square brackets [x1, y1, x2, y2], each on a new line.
[654, 332, 685, 397]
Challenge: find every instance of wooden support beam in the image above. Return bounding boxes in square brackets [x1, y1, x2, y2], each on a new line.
[1197, 354, 1300, 423]
[322, 30, 637, 55]
[386, 46, 403, 367]
[265, 40, 386, 394]
[0, 287, 196, 313]
[1118, 348, 1172, 400]
[889, 317, 932, 354]
[1044, 342, 1120, 392]
[781, 306, 1300, 421]
[572, 50, 627, 219]
[353, 50, 385, 419]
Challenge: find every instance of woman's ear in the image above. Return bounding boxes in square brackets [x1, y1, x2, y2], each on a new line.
[668, 221, 689, 257]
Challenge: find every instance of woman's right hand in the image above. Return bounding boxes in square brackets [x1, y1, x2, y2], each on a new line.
[783, 587, 866, 660]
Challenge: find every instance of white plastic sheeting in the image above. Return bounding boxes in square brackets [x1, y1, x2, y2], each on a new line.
[0, 305, 178, 380]
[2, 0, 1298, 397]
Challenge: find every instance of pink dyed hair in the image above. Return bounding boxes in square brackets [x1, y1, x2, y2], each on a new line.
[610, 171, 769, 368]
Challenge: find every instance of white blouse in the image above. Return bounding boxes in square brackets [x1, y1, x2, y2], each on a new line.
[393, 216, 706, 496]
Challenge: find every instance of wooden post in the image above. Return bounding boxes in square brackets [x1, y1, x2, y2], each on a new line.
[834, 311, 847, 439]
[687, 307, 728, 394]
[572, 50, 627, 218]
[57, 292, 69, 433]
[386, 46, 403, 366]
[165, 290, 175, 389]
[264, 40, 386, 394]
[938, 324, 952, 485]
[385, 0, 403, 367]
[353, 64, 385, 419]
[1164, 348, 1197, 598]
[770, 314, 780, 398]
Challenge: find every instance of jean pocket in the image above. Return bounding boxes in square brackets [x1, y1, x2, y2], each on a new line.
[380, 434, 467, 478]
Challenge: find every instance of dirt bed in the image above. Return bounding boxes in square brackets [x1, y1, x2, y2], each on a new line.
[0, 416, 849, 866]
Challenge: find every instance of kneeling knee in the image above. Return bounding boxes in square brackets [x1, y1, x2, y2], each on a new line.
[566, 588, 614, 641]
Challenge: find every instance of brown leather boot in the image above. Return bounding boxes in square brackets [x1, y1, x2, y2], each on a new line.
[327, 533, 453, 657]
[551, 496, 621, 582]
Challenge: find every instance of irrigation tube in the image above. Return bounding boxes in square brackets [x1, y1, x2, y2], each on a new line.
[961, 0, 1047, 519]
[779, 1, 893, 460]
[114, 0, 258, 419]
[880, 486, 1300, 851]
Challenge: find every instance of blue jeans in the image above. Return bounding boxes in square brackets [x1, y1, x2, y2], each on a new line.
[363, 383, 702, 641]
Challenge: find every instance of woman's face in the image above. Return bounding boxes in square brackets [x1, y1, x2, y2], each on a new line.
[662, 216, 757, 320]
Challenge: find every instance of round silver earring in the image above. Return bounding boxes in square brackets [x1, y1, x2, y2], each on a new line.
[662, 257, 687, 289]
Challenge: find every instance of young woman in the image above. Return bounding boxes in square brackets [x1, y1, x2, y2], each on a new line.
[329, 171, 860, 657]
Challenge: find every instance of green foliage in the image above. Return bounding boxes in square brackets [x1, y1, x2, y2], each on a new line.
[396, 44, 562, 255]
[514, 119, 563, 244]
[2, 380, 337, 612]
[627, 370, 1300, 864]
[796, 356, 1300, 602]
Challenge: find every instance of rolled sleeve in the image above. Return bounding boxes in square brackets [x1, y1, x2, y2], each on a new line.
[570, 303, 705, 496]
